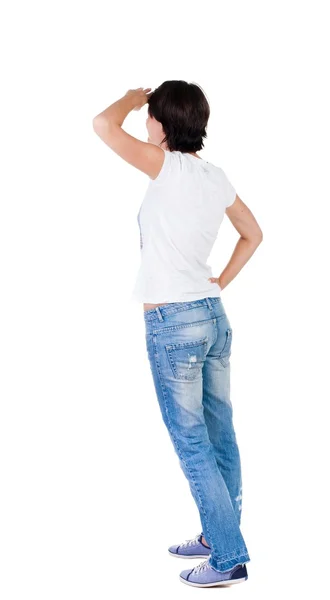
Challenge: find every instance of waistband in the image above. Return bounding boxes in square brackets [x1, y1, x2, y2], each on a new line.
[143, 296, 221, 323]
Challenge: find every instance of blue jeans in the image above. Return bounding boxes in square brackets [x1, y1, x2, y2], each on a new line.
[144, 296, 251, 572]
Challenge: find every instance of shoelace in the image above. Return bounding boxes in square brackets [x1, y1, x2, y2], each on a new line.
[180, 533, 201, 548]
[192, 557, 211, 574]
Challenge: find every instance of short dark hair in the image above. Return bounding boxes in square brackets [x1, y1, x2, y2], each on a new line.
[147, 80, 210, 153]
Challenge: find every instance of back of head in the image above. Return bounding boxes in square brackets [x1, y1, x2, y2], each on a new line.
[147, 80, 210, 153]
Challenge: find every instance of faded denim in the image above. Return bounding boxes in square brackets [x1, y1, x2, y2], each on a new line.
[143, 296, 250, 572]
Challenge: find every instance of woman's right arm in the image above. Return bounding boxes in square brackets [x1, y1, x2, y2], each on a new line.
[209, 194, 263, 291]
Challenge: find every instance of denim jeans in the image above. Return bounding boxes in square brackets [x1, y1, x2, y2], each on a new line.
[143, 296, 251, 572]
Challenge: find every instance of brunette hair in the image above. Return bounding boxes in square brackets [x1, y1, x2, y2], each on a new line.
[147, 80, 210, 152]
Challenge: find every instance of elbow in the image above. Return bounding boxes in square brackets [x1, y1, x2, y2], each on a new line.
[92, 118, 120, 143]
[93, 116, 118, 131]
[254, 225, 263, 245]
[92, 117, 113, 142]
[245, 230, 263, 247]
[92, 116, 105, 132]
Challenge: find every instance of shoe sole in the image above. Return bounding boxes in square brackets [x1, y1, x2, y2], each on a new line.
[168, 550, 210, 559]
[179, 575, 248, 587]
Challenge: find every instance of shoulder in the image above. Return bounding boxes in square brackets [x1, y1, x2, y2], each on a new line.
[149, 149, 183, 183]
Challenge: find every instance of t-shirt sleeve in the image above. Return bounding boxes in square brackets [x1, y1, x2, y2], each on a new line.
[149, 148, 172, 184]
[222, 170, 237, 208]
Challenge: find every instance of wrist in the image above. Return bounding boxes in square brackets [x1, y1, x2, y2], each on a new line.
[123, 92, 139, 111]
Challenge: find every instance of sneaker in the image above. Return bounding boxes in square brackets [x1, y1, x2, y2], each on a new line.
[179, 556, 248, 587]
[168, 532, 211, 559]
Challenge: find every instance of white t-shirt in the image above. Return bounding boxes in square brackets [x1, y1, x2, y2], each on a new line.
[131, 149, 236, 304]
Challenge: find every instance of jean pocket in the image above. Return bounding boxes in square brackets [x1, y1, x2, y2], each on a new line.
[165, 336, 208, 380]
[219, 327, 232, 367]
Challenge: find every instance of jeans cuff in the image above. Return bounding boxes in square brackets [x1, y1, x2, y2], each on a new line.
[209, 553, 250, 572]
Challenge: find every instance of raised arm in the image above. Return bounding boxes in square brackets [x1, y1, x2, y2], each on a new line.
[92, 88, 165, 179]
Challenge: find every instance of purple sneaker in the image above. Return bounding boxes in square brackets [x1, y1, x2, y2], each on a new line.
[168, 533, 211, 558]
[180, 556, 248, 587]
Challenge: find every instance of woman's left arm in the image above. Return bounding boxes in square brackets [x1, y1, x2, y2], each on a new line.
[92, 88, 164, 179]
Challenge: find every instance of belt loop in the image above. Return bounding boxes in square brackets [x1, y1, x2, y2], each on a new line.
[156, 306, 164, 321]
[205, 298, 212, 311]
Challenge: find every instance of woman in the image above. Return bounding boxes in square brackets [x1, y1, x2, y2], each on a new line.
[93, 80, 263, 587]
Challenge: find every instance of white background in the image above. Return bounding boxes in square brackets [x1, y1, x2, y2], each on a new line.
[1, 1, 329, 598]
